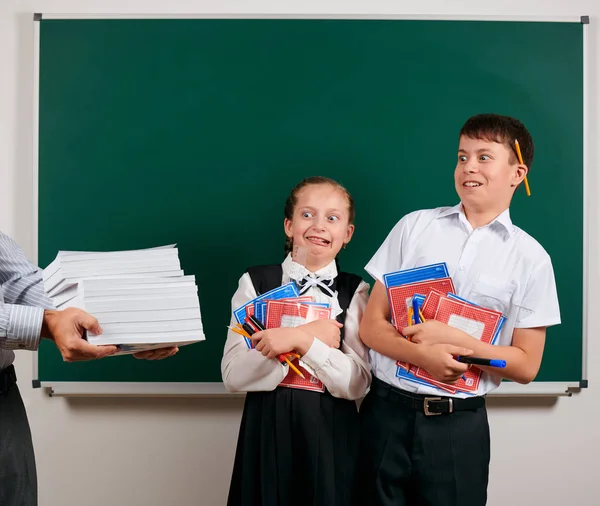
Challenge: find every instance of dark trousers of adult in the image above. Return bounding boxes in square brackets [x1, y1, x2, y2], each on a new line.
[357, 376, 490, 506]
[0, 365, 37, 506]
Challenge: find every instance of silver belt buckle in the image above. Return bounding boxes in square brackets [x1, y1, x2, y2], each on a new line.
[424, 396, 449, 416]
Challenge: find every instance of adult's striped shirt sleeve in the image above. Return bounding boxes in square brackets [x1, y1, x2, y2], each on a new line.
[0, 231, 54, 357]
[0, 304, 45, 350]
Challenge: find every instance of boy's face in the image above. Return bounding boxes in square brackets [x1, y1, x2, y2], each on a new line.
[454, 135, 527, 212]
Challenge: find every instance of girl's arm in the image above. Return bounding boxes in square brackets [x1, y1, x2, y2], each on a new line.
[300, 280, 372, 400]
[221, 273, 287, 392]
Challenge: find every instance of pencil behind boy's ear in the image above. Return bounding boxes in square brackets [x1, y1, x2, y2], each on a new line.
[515, 139, 531, 196]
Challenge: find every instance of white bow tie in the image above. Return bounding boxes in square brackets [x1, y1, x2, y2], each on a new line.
[296, 275, 336, 298]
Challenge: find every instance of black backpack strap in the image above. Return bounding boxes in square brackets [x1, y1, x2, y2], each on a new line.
[335, 272, 363, 314]
[246, 264, 283, 295]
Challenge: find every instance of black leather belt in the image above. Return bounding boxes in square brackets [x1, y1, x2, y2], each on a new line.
[0, 365, 17, 395]
[371, 375, 485, 416]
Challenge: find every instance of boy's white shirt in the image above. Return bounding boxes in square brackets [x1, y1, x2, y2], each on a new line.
[365, 203, 561, 398]
[221, 254, 371, 400]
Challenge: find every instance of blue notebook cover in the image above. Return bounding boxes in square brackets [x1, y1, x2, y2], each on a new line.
[383, 263, 449, 289]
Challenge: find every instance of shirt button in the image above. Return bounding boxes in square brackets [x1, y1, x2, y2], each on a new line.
[459, 266, 465, 271]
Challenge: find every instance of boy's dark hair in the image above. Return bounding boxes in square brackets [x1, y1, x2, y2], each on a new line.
[283, 176, 355, 256]
[459, 114, 534, 169]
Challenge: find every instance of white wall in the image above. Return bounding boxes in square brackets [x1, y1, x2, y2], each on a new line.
[1, 1, 598, 505]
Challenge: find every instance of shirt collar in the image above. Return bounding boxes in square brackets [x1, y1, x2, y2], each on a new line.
[437, 203, 514, 238]
[437, 203, 463, 219]
[493, 208, 514, 237]
[282, 253, 338, 281]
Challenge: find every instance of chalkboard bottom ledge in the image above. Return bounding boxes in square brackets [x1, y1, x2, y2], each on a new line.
[42, 382, 242, 397]
[38, 381, 583, 398]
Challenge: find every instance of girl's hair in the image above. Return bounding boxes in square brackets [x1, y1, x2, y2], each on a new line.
[283, 176, 355, 256]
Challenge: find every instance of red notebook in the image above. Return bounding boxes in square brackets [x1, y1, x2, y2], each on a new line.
[421, 289, 445, 321]
[278, 358, 325, 393]
[266, 300, 332, 329]
[388, 278, 455, 371]
[414, 295, 503, 394]
[265, 300, 331, 392]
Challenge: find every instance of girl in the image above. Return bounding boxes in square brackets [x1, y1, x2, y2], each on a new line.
[221, 176, 371, 506]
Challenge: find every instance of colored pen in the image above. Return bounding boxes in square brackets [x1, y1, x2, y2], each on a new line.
[242, 322, 256, 336]
[514, 139, 531, 196]
[247, 314, 266, 331]
[412, 299, 421, 324]
[245, 319, 261, 334]
[456, 356, 506, 368]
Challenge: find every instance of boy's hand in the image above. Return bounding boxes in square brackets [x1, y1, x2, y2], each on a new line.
[298, 319, 342, 350]
[402, 320, 459, 346]
[419, 344, 472, 384]
[251, 328, 308, 360]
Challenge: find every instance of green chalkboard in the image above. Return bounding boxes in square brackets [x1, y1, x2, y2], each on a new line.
[36, 18, 584, 388]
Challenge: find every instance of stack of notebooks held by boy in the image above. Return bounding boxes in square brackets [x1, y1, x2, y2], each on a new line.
[42, 245, 204, 355]
[232, 283, 333, 392]
[385, 263, 506, 395]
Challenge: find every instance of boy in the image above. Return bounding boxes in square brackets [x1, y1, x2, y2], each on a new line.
[357, 114, 561, 506]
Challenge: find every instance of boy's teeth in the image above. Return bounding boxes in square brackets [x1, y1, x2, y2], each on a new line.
[464, 182, 481, 187]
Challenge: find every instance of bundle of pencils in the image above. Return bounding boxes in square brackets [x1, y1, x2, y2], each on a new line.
[405, 299, 427, 340]
[228, 317, 305, 379]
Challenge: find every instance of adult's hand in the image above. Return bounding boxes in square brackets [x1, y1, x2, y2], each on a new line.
[41, 308, 117, 362]
[133, 347, 179, 360]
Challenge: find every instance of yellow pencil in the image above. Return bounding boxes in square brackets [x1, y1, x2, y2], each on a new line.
[234, 323, 255, 337]
[419, 309, 427, 323]
[227, 325, 252, 339]
[514, 139, 531, 197]
[282, 355, 305, 379]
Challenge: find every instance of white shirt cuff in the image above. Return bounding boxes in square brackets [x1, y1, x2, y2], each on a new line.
[301, 337, 331, 372]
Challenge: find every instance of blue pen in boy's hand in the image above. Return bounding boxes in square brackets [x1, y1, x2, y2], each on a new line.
[412, 298, 421, 324]
[456, 356, 506, 368]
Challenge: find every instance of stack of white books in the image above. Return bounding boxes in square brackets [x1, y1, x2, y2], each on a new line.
[42, 245, 205, 354]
